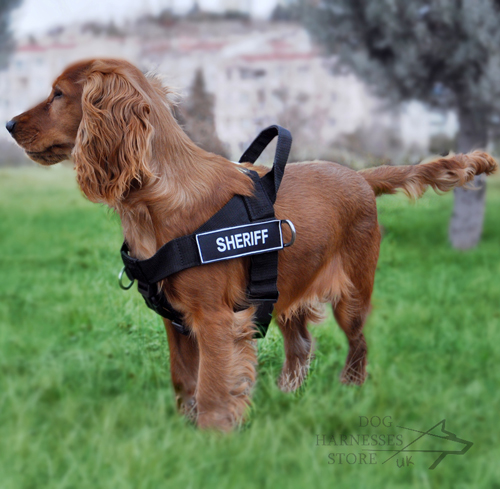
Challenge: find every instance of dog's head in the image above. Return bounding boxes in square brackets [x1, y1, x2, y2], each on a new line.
[7, 59, 155, 204]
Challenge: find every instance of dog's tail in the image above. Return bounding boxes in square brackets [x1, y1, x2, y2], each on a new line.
[359, 151, 498, 199]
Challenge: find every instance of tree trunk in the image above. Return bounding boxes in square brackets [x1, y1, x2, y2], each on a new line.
[449, 106, 488, 250]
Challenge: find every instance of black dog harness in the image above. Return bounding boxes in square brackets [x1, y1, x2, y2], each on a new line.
[118, 125, 295, 338]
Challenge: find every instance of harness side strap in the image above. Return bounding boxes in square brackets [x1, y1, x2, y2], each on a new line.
[136, 281, 189, 336]
[121, 235, 200, 285]
[121, 194, 253, 285]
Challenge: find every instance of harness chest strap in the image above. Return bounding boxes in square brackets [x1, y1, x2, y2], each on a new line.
[119, 125, 294, 338]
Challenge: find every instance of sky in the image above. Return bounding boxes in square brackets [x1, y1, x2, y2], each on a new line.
[11, 0, 279, 38]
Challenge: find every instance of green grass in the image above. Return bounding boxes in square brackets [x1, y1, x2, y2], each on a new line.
[1, 164, 499, 489]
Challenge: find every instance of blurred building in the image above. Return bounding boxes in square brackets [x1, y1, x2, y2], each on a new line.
[138, 21, 386, 159]
[0, 18, 457, 162]
[0, 30, 139, 119]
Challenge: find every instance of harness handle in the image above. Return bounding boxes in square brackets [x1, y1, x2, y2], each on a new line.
[239, 125, 292, 204]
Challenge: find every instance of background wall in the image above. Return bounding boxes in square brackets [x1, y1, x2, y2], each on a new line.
[1, 0, 459, 166]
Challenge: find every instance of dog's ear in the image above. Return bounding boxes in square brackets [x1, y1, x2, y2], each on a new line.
[73, 63, 154, 204]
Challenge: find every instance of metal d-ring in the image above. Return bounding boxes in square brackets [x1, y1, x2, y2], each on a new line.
[281, 219, 296, 248]
[118, 266, 134, 290]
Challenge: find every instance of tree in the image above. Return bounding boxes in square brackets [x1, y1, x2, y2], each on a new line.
[0, 0, 21, 69]
[177, 68, 228, 158]
[302, 0, 500, 249]
[271, 3, 301, 21]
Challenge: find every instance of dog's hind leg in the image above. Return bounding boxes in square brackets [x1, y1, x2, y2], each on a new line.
[163, 320, 199, 419]
[332, 214, 379, 385]
[277, 309, 316, 392]
[333, 291, 372, 386]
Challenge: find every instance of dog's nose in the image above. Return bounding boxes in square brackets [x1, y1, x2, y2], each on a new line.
[5, 120, 16, 134]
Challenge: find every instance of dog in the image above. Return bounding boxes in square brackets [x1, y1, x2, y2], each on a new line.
[6, 59, 498, 431]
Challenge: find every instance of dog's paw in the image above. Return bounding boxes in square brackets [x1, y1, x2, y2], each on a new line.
[340, 366, 367, 386]
[196, 410, 237, 432]
[176, 394, 197, 421]
[278, 359, 311, 393]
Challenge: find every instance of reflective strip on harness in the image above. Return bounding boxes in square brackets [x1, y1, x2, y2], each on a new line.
[196, 220, 283, 264]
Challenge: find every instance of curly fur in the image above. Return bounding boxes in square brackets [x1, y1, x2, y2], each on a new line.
[74, 61, 155, 204]
[361, 152, 498, 199]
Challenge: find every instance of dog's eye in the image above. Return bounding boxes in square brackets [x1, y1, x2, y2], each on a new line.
[53, 90, 63, 99]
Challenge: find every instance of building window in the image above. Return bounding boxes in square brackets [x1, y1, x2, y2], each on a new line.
[239, 68, 267, 79]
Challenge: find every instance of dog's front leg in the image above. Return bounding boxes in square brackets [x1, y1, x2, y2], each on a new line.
[192, 308, 257, 431]
[163, 319, 199, 419]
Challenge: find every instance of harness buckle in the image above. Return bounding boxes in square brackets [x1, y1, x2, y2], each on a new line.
[281, 219, 296, 248]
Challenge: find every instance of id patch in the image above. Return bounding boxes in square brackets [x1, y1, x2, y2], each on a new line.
[196, 220, 283, 264]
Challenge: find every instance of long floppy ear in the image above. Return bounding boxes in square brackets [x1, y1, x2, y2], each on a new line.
[73, 62, 154, 204]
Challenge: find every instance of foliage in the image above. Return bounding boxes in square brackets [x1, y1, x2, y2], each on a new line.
[271, 3, 302, 22]
[0, 165, 499, 488]
[303, 0, 500, 117]
[429, 132, 457, 156]
[176, 68, 229, 158]
[338, 124, 403, 162]
[81, 20, 125, 37]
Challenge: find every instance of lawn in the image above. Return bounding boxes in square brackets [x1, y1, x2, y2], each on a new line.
[0, 164, 499, 489]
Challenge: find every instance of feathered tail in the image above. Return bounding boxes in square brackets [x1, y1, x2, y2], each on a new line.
[360, 151, 498, 199]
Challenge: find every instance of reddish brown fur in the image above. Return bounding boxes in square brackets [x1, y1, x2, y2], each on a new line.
[8, 59, 498, 431]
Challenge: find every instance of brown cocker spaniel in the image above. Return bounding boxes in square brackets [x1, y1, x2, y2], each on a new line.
[7, 59, 498, 431]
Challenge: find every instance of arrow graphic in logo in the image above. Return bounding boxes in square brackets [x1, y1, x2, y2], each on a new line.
[365, 419, 473, 469]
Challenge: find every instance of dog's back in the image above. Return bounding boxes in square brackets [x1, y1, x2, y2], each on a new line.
[274, 161, 379, 318]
